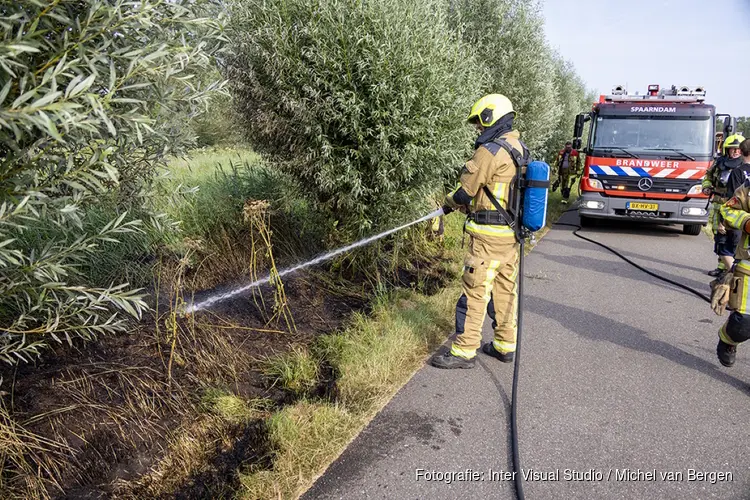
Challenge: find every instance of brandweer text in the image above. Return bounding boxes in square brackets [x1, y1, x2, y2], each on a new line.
[615, 159, 681, 168]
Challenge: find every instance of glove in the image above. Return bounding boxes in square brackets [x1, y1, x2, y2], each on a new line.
[702, 186, 713, 196]
[710, 272, 734, 315]
[441, 204, 454, 215]
[551, 178, 560, 192]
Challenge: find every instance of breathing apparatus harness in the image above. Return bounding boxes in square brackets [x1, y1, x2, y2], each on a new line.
[465, 137, 550, 238]
[717, 156, 743, 193]
[467, 138, 529, 229]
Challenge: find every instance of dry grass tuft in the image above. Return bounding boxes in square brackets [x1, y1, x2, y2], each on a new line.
[0, 405, 72, 500]
[243, 198, 296, 332]
[201, 388, 271, 424]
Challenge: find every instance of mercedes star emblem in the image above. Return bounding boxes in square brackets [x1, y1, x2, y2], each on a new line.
[638, 177, 654, 191]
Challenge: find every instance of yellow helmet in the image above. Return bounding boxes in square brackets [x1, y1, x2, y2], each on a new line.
[467, 94, 515, 127]
[723, 134, 745, 154]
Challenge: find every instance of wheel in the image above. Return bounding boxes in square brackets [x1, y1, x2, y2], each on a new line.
[579, 215, 596, 227]
[682, 224, 702, 236]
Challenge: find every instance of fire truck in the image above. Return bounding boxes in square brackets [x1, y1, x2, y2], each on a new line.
[571, 84, 737, 235]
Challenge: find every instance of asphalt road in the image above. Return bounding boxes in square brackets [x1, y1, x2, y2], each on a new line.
[303, 210, 750, 500]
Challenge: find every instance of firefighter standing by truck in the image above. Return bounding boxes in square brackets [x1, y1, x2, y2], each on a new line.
[725, 139, 750, 197]
[554, 141, 579, 204]
[710, 139, 750, 367]
[431, 94, 529, 369]
[702, 134, 746, 277]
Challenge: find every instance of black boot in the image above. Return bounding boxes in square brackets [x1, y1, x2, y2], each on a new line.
[717, 340, 737, 367]
[482, 342, 515, 363]
[430, 351, 475, 369]
[708, 268, 725, 277]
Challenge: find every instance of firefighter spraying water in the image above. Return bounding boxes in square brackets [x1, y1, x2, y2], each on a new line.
[432, 94, 529, 369]
[430, 93, 550, 500]
[431, 94, 549, 369]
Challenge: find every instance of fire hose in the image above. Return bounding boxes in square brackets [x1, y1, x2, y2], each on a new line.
[554, 218, 710, 302]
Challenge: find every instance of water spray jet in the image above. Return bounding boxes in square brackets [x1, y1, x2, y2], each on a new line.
[181, 208, 445, 315]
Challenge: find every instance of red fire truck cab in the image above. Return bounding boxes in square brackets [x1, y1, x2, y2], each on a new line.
[572, 84, 736, 235]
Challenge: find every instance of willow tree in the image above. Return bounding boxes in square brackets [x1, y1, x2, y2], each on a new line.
[0, 1, 226, 364]
[226, 0, 482, 238]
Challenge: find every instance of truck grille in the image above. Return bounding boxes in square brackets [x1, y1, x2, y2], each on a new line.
[594, 175, 697, 195]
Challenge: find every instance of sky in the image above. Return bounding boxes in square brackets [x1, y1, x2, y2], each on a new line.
[542, 0, 750, 117]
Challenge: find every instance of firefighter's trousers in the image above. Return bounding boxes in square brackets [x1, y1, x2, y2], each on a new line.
[719, 260, 750, 347]
[559, 168, 575, 199]
[451, 232, 519, 359]
[710, 202, 723, 270]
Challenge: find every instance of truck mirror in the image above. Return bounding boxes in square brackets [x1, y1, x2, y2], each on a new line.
[572, 138, 582, 150]
[574, 114, 585, 139]
[723, 116, 736, 135]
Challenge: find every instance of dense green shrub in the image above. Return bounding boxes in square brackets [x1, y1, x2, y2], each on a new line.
[226, 0, 481, 237]
[226, 0, 592, 245]
[0, 1, 225, 363]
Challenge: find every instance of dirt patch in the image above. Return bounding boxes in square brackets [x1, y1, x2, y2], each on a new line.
[126, 418, 273, 500]
[396, 255, 455, 296]
[0, 269, 368, 500]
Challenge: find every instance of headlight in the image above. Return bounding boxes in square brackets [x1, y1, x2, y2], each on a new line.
[588, 178, 604, 190]
[682, 207, 707, 216]
[687, 184, 705, 196]
[584, 200, 605, 210]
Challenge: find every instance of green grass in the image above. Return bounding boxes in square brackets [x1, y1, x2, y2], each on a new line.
[165, 147, 262, 185]
[154, 147, 331, 289]
[159, 148, 267, 238]
[264, 347, 321, 397]
[200, 388, 269, 423]
[320, 289, 455, 411]
[240, 401, 360, 500]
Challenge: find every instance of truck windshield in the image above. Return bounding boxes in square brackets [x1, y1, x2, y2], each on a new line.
[592, 116, 712, 157]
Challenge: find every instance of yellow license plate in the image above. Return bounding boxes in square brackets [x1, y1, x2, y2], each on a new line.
[627, 202, 659, 211]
